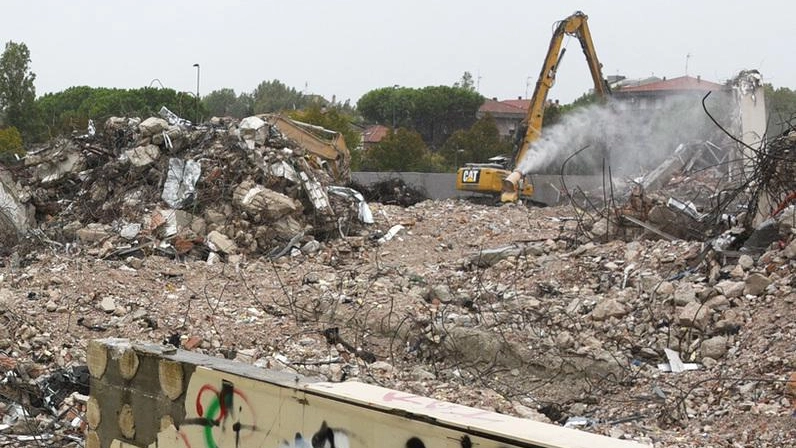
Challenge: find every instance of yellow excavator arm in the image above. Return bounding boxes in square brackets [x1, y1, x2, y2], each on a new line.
[501, 10, 609, 202]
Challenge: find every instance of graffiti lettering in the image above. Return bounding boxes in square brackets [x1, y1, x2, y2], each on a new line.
[382, 391, 425, 405]
[185, 379, 257, 448]
[278, 421, 350, 448]
[382, 392, 502, 422]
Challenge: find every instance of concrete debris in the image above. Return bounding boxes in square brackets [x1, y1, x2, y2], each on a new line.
[138, 117, 169, 137]
[328, 186, 375, 224]
[1, 79, 795, 446]
[10, 112, 369, 260]
[377, 224, 406, 244]
[161, 158, 201, 209]
[239, 116, 269, 149]
[123, 144, 160, 168]
[158, 106, 191, 127]
[0, 174, 32, 245]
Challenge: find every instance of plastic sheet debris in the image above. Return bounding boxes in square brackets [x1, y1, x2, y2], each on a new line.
[328, 186, 374, 224]
[159, 106, 191, 127]
[269, 161, 299, 183]
[563, 416, 596, 428]
[667, 197, 707, 222]
[161, 158, 201, 209]
[658, 348, 699, 373]
[378, 224, 406, 244]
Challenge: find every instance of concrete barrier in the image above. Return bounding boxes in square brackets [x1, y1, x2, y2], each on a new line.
[87, 338, 645, 448]
[351, 172, 604, 205]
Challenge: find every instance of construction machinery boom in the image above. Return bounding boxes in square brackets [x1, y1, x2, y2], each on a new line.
[455, 10, 609, 203]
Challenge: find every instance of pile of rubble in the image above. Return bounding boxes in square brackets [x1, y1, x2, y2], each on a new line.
[0, 113, 794, 446]
[2, 109, 370, 261]
[579, 129, 796, 253]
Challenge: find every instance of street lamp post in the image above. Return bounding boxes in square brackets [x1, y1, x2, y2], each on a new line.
[392, 84, 399, 129]
[455, 149, 465, 169]
[193, 63, 200, 124]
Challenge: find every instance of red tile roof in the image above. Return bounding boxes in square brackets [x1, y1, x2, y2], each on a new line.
[478, 99, 527, 115]
[501, 99, 531, 111]
[363, 124, 389, 143]
[618, 75, 726, 93]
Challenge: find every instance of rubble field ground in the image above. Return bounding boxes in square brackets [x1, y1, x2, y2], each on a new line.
[0, 113, 794, 447]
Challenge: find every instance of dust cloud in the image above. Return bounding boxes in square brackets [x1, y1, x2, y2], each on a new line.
[516, 95, 732, 176]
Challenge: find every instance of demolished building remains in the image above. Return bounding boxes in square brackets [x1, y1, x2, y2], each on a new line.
[4, 111, 367, 261]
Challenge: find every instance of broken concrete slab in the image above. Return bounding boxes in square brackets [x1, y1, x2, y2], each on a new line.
[206, 230, 237, 254]
[26, 139, 84, 184]
[239, 116, 268, 149]
[233, 181, 300, 220]
[138, 117, 169, 137]
[123, 144, 160, 168]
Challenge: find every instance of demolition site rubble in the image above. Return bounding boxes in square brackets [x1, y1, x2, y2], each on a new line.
[3, 109, 368, 262]
[0, 113, 793, 447]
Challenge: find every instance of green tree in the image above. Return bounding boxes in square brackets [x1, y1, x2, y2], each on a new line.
[453, 71, 475, 91]
[0, 126, 24, 163]
[361, 128, 441, 172]
[357, 85, 483, 147]
[764, 83, 796, 135]
[252, 80, 308, 114]
[440, 114, 512, 171]
[203, 88, 254, 118]
[204, 88, 237, 117]
[35, 87, 200, 137]
[0, 41, 38, 141]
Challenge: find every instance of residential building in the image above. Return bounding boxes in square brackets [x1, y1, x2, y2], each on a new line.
[612, 75, 728, 110]
[476, 97, 528, 139]
[362, 124, 389, 150]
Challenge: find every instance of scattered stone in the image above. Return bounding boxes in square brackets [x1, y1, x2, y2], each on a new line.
[512, 403, 552, 423]
[368, 361, 394, 373]
[737, 254, 754, 270]
[425, 285, 454, 304]
[715, 280, 745, 298]
[591, 298, 628, 321]
[744, 273, 771, 296]
[674, 283, 697, 305]
[410, 366, 436, 381]
[700, 335, 728, 360]
[206, 231, 237, 254]
[99, 297, 116, 313]
[678, 301, 711, 329]
[138, 117, 169, 136]
[77, 224, 111, 244]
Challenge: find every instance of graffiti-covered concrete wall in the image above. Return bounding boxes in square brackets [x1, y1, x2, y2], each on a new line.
[87, 338, 644, 448]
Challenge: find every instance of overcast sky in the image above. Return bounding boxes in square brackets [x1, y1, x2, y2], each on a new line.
[4, 1, 795, 106]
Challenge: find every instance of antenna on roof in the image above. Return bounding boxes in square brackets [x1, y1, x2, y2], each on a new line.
[685, 53, 692, 76]
[525, 76, 532, 99]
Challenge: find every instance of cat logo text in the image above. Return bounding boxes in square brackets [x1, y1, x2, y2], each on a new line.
[461, 169, 480, 183]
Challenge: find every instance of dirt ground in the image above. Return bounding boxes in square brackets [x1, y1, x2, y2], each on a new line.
[0, 199, 794, 447]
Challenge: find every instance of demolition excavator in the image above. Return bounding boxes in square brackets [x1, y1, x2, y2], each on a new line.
[455, 10, 610, 202]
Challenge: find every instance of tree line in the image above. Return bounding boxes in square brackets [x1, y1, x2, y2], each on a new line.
[4, 40, 796, 172]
